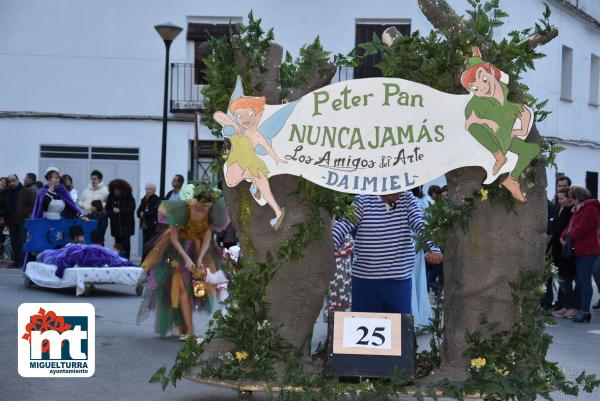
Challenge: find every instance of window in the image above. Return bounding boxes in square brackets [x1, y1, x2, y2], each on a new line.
[561, 45, 573, 101]
[190, 140, 223, 183]
[354, 20, 411, 79]
[586, 171, 598, 199]
[187, 20, 240, 85]
[589, 54, 600, 106]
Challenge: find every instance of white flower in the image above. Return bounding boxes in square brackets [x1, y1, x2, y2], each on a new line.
[180, 184, 195, 201]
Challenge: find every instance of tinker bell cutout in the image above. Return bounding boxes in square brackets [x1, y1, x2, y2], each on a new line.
[461, 46, 540, 202]
[214, 77, 298, 230]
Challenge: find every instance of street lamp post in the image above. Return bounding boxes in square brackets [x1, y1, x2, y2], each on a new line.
[155, 22, 183, 199]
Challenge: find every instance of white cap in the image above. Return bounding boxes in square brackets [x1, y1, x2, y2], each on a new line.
[44, 166, 60, 176]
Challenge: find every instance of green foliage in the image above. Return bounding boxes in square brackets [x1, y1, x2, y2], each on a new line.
[362, 0, 552, 114]
[151, 177, 355, 385]
[280, 36, 333, 100]
[152, 3, 599, 400]
[200, 11, 275, 135]
[416, 292, 444, 376]
[414, 196, 474, 252]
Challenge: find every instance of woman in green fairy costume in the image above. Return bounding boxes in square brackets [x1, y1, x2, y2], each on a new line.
[136, 183, 229, 340]
[461, 46, 540, 202]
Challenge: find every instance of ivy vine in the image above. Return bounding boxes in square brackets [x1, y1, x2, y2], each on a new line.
[151, 3, 599, 400]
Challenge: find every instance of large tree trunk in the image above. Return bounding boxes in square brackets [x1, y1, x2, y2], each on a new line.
[197, 43, 336, 365]
[435, 125, 547, 379]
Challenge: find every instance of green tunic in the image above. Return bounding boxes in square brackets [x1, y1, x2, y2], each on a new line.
[464, 83, 540, 179]
[464, 83, 522, 154]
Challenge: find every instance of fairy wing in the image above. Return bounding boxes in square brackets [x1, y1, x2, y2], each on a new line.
[255, 100, 299, 155]
[221, 76, 246, 137]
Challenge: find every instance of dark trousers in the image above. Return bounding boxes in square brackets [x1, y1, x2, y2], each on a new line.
[141, 228, 156, 261]
[557, 275, 579, 310]
[575, 255, 599, 312]
[8, 223, 25, 266]
[113, 235, 131, 260]
[352, 276, 412, 313]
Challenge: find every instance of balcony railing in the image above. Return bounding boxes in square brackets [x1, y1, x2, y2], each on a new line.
[170, 63, 205, 113]
[170, 64, 354, 113]
[331, 66, 354, 83]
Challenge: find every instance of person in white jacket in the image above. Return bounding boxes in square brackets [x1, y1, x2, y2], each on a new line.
[78, 170, 109, 213]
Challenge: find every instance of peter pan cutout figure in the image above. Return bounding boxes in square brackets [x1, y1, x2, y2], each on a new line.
[461, 46, 540, 202]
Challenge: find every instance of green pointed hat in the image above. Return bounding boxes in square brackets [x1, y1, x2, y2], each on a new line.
[466, 46, 486, 67]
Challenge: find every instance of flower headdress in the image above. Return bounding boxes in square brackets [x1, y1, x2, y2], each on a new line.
[180, 180, 222, 203]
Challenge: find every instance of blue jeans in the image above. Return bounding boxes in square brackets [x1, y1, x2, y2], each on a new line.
[593, 257, 600, 295]
[352, 276, 412, 313]
[575, 255, 599, 312]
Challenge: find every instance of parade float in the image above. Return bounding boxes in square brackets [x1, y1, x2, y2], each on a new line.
[151, 2, 599, 400]
[23, 218, 144, 296]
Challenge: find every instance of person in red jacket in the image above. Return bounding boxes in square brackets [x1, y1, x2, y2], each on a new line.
[561, 186, 600, 323]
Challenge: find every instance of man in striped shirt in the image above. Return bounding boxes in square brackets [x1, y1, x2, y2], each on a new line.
[332, 192, 443, 314]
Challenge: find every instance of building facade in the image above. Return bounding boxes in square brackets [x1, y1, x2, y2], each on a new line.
[1, 0, 599, 253]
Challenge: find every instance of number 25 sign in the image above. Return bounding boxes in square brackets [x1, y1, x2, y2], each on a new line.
[332, 312, 402, 356]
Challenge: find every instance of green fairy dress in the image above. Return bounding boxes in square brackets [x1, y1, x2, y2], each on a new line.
[136, 199, 230, 336]
[227, 134, 269, 178]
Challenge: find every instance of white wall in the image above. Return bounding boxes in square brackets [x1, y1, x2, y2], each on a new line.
[1, 1, 597, 135]
[0, 117, 210, 196]
[1, 0, 598, 196]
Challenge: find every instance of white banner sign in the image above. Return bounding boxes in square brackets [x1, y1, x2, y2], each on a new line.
[214, 48, 540, 228]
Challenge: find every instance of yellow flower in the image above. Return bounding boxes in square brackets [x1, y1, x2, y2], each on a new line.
[235, 351, 248, 362]
[495, 367, 509, 376]
[470, 357, 487, 370]
[479, 188, 489, 201]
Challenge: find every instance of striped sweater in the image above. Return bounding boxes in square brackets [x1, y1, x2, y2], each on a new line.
[332, 193, 439, 280]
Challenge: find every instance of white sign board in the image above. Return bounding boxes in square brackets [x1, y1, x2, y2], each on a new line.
[214, 49, 540, 228]
[333, 312, 402, 356]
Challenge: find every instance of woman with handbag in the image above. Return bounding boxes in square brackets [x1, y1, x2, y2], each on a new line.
[551, 189, 578, 318]
[561, 186, 600, 323]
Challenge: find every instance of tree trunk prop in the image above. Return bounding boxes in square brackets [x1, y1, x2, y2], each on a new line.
[197, 5, 553, 383]
[198, 43, 337, 365]
[435, 125, 547, 380]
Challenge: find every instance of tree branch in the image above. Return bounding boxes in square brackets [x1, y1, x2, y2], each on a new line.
[417, 0, 466, 38]
[522, 26, 559, 51]
[286, 63, 337, 101]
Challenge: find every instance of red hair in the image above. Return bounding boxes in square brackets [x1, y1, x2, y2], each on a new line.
[230, 96, 266, 113]
[461, 63, 501, 90]
[108, 178, 132, 196]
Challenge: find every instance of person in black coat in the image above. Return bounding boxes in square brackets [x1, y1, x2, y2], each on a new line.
[86, 200, 108, 245]
[550, 188, 579, 318]
[4, 174, 36, 267]
[106, 179, 136, 259]
[136, 183, 161, 261]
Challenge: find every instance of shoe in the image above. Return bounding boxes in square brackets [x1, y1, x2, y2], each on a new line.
[501, 176, 526, 203]
[270, 207, 286, 231]
[571, 312, 591, 323]
[563, 309, 579, 319]
[552, 308, 567, 317]
[592, 300, 600, 310]
[179, 334, 196, 341]
[249, 184, 267, 206]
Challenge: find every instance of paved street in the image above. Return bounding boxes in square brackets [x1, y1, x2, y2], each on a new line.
[0, 268, 599, 401]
